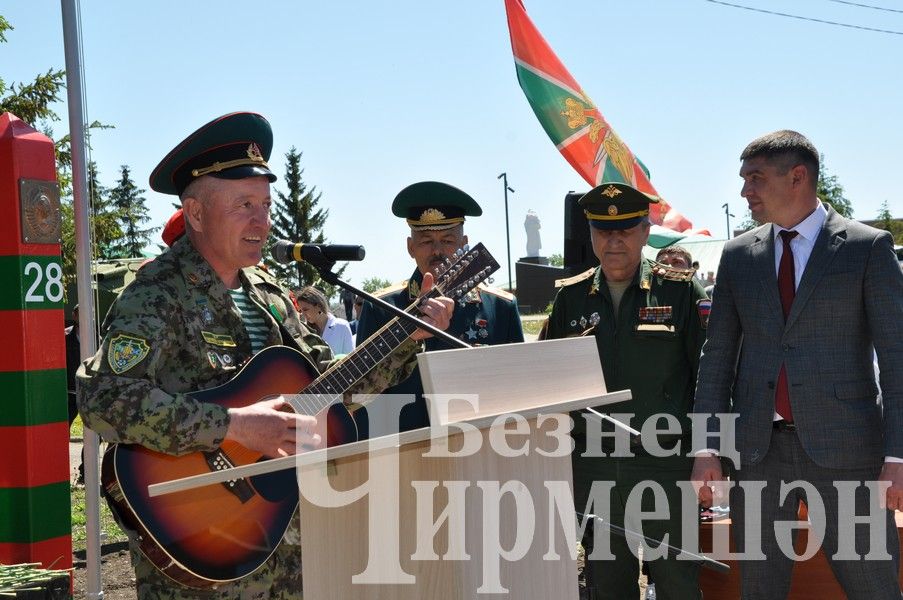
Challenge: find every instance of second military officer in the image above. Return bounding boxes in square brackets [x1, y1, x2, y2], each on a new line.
[355, 181, 525, 431]
[545, 182, 708, 600]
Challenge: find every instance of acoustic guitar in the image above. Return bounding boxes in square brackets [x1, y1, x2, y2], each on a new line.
[101, 244, 499, 588]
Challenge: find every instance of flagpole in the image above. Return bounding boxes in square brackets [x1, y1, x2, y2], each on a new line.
[497, 172, 515, 291]
[61, 1, 103, 598]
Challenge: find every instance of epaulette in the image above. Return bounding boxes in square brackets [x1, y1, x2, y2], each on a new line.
[477, 283, 515, 301]
[555, 267, 596, 289]
[373, 280, 407, 298]
[651, 261, 697, 282]
[244, 264, 280, 285]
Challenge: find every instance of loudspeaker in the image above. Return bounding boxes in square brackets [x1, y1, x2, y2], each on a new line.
[563, 191, 596, 275]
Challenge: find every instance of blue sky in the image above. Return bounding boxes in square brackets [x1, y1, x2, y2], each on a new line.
[4, 0, 901, 286]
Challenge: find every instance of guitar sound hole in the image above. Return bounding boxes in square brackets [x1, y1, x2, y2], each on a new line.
[250, 464, 299, 503]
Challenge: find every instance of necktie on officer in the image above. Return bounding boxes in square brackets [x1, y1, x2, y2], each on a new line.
[775, 230, 798, 422]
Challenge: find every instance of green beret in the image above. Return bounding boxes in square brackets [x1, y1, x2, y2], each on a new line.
[149, 111, 277, 196]
[579, 182, 659, 230]
[392, 181, 482, 231]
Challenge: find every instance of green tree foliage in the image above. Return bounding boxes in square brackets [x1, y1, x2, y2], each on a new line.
[2, 14, 113, 291]
[548, 253, 564, 267]
[362, 277, 394, 293]
[266, 147, 344, 291]
[874, 200, 903, 244]
[1, 16, 68, 188]
[86, 162, 124, 260]
[816, 156, 853, 218]
[108, 165, 157, 257]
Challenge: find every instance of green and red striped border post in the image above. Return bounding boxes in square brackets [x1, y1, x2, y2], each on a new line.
[0, 113, 72, 574]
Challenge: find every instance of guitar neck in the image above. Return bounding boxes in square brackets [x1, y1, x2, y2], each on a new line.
[289, 291, 435, 415]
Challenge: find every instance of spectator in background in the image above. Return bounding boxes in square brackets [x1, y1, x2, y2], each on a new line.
[66, 305, 84, 484]
[655, 245, 693, 271]
[296, 286, 354, 355]
[339, 287, 355, 321]
[349, 296, 363, 337]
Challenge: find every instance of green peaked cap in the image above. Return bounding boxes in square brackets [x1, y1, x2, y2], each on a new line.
[392, 181, 482, 231]
[149, 111, 277, 196]
[579, 182, 659, 230]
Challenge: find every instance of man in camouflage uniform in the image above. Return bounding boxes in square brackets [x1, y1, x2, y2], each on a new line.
[355, 181, 524, 432]
[545, 183, 708, 600]
[76, 112, 453, 599]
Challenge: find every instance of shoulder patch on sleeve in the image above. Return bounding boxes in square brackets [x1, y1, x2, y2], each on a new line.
[652, 262, 697, 282]
[108, 333, 151, 374]
[696, 298, 712, 329]
[555, 267, 596, 288]
[477, 283, 515, 301]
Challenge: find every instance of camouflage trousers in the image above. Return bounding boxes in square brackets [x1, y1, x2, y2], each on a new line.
[132, 541, 303, 599]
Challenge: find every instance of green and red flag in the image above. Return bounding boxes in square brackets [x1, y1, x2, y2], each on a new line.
[504, 0, 703, 233]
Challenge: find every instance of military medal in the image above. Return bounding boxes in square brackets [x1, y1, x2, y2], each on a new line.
[589, 312, 600, 326]
[638, 306, 673, 324]
[579, 316, 587, 328]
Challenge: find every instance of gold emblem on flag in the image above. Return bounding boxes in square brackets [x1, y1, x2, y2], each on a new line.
[602, 185, 622, 199]
[561, 94, 605, 143]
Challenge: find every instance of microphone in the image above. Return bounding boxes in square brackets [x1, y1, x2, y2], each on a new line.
[271, 239, 366, 264]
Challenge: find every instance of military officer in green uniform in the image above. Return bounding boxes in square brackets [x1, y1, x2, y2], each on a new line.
[355, 181, 524, 432]
[76, 113, 453, 599]
[545, 182, 708, 600]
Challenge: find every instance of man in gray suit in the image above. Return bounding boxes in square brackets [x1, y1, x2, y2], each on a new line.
[691, 130, 902, 599]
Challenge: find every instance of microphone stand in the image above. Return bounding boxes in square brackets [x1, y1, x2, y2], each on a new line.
[304, 248, 470, 350]
[576, 511, 730, 573]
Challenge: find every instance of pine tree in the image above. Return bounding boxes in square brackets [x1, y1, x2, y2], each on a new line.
[266, 147, 343, 291]
[874, 200, 903, 244]
[108, 165, 157, 257]
[86, 162, 123, 260]
[816, 156, 853, 218]
[2, 14, 111, 289]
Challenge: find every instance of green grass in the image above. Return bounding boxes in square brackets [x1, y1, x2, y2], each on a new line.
[70, 415, 84, 439]
[521, 318, 547, 337]
[70, 485, 127, 552]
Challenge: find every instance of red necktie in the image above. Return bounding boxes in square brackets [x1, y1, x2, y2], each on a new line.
[775, 230, 798, 422]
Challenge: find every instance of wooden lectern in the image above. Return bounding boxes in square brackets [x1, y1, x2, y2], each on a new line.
[297, 337, 630, 599]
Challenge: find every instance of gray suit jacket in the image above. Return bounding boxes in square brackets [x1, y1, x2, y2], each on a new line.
[694, 206, 903, 469]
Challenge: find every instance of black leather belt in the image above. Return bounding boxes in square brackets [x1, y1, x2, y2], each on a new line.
[773, 420, 796, 432]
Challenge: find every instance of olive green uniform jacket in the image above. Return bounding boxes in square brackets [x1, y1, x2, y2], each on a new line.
[546, 258, 708, 600]
[546, 259, 708, 441]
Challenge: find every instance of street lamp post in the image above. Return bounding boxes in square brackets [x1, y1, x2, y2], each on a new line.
[497, 172, 515, 291]
[722, 203, 734, 240]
